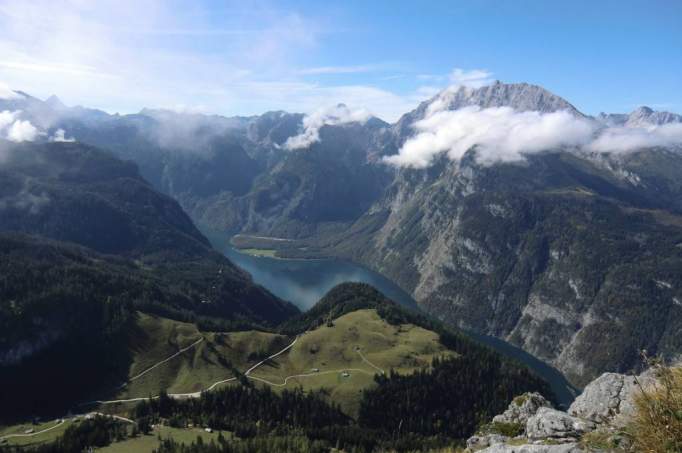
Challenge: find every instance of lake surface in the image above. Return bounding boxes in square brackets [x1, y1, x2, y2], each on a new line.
[224, 247, 419, 311]
[224, 246, 578, 406]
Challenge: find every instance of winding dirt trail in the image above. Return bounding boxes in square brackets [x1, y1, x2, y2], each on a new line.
[6, 334, 389, 444]
[0, 420, 65, 441]
[246, 344, 386, 388]
[248, 368, 375, 387]
[355, 348, 385, 375]
[125, 337, 204, 385]
[87, 336, 299, 405]
[0, 413, 135, 442]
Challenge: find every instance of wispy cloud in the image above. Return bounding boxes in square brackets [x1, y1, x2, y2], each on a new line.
[284, 104, 372, 150]
[0, 81, 19, 99]
[0, 61, 115, 79]
[0, 1, 438, 122]
[297, 65, 378, 75]
[449, 68, 494, 88]
[588, 123, 682, 153]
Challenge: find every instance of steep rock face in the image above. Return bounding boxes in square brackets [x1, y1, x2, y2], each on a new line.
[567, 371, 657, 428]
[184, 119, 394, 238]
[324, 150, 682, 386]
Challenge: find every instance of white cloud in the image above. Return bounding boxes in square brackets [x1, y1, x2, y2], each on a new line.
[0, 81, 19, 99]
[0, 1, 434, 122]
[0, 110, 40, 142]
[7, 118, 39, 142]
[449, 68, 494, 89]
[284, 104, 372, 150]
[385, 106, 595, 168]
[0, 110, 18, 129]
[50, 128, 74, 142]
[588, 123, 682, 153]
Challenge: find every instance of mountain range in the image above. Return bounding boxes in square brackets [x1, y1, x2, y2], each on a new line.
[2, 82, 681, 390]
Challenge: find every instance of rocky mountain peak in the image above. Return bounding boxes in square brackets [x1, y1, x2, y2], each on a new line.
[430, 82, 585, 117]
[626, 105, 682, 127]
[44, 94, 66, 110]
[391, 82, 586, 143]
[598, 106, 682, 128]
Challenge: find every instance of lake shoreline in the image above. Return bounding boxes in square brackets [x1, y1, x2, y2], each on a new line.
[221, 240, 580, 408]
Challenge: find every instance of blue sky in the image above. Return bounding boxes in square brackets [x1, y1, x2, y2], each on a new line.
[0, 0, 680, 121]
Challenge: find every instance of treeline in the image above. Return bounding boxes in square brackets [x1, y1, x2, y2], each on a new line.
[7, 352, 551, 452]
[124, 351, 549, 452]
[152, 435, 330, 453]
[358, 355, 551, 439]
[0, 234, 282, 421]
[132, 386, 351, 438]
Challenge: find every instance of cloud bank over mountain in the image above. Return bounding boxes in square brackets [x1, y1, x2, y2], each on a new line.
[385, 103, 682, 169]
[386, 106, 594, 168]
[587, 122, 682, 153]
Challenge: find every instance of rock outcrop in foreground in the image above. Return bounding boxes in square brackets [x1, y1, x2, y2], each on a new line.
[466, 370, 658, 452]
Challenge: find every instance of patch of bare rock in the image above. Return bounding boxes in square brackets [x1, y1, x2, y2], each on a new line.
[465, 370, 657, 452]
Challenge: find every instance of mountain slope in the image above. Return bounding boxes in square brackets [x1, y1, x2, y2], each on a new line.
[240, 83, 682, 387]
[0, 141, 299, 419]
[2, 93, 394, 239]
[5, 84, 682, 390]
[312, 148, 682, 386]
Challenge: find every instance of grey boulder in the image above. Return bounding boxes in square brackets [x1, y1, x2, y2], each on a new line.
[493, 392, 552, 425]
[526, 407, 596, 440]
[568, 371, 655, 427]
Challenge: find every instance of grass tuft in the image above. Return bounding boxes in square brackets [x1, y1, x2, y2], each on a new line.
[628, 359, 682, 453]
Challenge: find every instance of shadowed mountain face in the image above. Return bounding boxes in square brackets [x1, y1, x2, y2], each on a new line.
[0, 140, 209, 257]
[0, 141, 298, 376]
[3, 83, 682, 387]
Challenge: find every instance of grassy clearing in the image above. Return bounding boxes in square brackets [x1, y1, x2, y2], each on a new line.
[249, 309, 455, 415]
[0, 419, 75, 447]
[97, 310, 453, 417]
[113, 313, 286, 401]
[97, 425, 231, 452]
